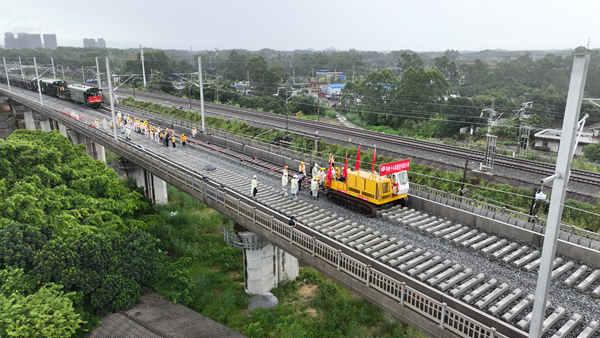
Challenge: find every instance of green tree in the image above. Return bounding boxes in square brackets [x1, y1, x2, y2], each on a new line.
[0, 282, 83, 338]
[584, 143, 600, 163]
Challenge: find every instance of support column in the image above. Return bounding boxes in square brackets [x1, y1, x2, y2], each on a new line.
[240, 233, 276, 295]
[229, 231, 299, 295]
[39, 119, 51, 132]
[58, 123, 68, 137]
[24, 110, 35, 130]
[93, 143, 106, 163]
[128, 167, 168, 205]
[151, 175, 168, 205]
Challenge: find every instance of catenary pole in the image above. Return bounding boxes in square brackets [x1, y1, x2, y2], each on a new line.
[2, 57, 11, 91]
[529, 47, 591, 338]
[198, 55, 205, 133]
[140, 45, 147, 88]
[105, 57, 118, 140]
[33, 57, 43, 105]
[95, 57, 102, 88]
[50, 56, 56, 80]
[18, 56, 24, 80]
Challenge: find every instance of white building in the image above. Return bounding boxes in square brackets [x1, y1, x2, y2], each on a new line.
[533, 128, 599, 156]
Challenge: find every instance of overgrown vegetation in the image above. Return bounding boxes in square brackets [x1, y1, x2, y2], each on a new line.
[120, 98, 600, 232]
[0, 130, 161, 336]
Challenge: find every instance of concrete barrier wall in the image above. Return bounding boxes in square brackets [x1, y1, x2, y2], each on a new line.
[409, 195, 600, 268]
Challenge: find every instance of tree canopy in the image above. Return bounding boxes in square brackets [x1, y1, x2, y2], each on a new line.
[0, 131, 162, 336]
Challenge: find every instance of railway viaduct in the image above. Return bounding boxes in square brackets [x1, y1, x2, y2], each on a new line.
[2, 86, 600, 338]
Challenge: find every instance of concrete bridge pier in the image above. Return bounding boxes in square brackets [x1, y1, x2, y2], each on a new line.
[225, 229, 299, 295]
[58, 122, 68, 137]
[129, 167, 169, 205]
[0, 97, 15, 138]
[23, 110, 35, 130]
[68, 131, 107, 163]
[39, 118, 51, 132]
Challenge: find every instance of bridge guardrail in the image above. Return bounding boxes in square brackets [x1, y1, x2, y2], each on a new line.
[4, 88, 521, 338]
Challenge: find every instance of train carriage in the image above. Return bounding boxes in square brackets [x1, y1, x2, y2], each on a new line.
[67, 83, 103, 108]
[39, 78, 68, 99]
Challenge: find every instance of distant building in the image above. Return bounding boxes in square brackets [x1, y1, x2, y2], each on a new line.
[4, 32, 57, 49]
[42, 34, 57, 49]
[83, 38, 106, 48]
[319, 83, 346, 99]
[19, 33, 42, 49]
[4, 33, 16, 49]
[534, 129, 599, 156]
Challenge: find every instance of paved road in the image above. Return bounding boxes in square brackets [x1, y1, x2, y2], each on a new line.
[88, 293, 245, 338]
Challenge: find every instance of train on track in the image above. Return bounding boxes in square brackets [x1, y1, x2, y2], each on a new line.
[0, 75, 103, 108]
[323, 153, 410, 215]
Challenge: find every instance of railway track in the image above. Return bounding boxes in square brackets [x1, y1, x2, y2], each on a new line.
[5, 87, 600, 337]
[110, 105, 600, 338]
[120, 89, 600, 187]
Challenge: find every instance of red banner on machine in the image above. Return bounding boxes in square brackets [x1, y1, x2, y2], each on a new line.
[379, 159, 410, 176]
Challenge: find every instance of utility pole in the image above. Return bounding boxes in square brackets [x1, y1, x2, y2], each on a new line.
[529, 47, 590, 338]
[2, 57, 11, 91]
[60, 65, 65, 80]
[214, 49, 219, 103]
[33, 57, 43, 105]
[459, 158, 469, 196]
[316, 91, 320, 121]
[105, 57, 118, 140]
[95, 57, 102, 88]
[18, 56, 25, 80]
[50, 56, 56, 80]
[81, 65, 85, 83]
[198, 56, 206, 133]
[140, 45, 147, 88]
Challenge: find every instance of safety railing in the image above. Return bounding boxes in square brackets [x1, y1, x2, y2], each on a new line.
[3, 88, 519, 338]
[410, 182, 600, 249]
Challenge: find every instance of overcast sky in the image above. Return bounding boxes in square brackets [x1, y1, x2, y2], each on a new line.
[3, 0, 599, 51]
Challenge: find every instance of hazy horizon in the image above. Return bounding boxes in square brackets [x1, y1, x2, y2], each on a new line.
[3, 0, 599, 51]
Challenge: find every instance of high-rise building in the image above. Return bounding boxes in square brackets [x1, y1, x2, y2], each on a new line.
[43, 34, 57, 49]
[4, 32, 56, 49]
[4, 33, 16, 49]
[83, 38, 96, 48]
[19, 33, 42, 49]
[83, 37, 106, 48]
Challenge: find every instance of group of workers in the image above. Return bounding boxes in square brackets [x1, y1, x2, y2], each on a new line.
[250, 160, 329, 201]
[116, 112, 193, 148]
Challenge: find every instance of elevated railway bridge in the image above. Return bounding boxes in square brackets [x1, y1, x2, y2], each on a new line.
[1, 86, 600, 338]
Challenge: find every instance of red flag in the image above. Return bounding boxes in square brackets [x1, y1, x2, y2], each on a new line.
[354, 145, 361, 171]
[342, 153, 348, 178]
[371, 146, 377, 172]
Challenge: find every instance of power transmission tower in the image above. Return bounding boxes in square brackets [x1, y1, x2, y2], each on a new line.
[516, 101, 533, 156]
[479, 107, 502, 171]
